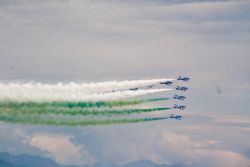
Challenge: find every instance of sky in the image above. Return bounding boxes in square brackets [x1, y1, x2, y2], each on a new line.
[0, 0, 250, 167]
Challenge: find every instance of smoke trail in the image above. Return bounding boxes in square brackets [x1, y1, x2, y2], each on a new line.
[145, 98, 170, 102]
[0, 106, 171, 116]
[0, 78, 174, 95]
[0, 88, 172, 102]
[0, 98, 169, 108]
[0, 113, 168, 126]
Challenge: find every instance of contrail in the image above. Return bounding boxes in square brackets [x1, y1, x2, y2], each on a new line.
[0, 106, 171, 116]
[0, 88, 172, 102]
[0, 98, 169, 108]
[0, 114, 168, 126]
[0, 78, 174, 95]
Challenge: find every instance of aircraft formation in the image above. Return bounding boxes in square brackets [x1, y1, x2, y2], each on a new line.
[123, 76, 190, 120]
[162, 76, 189, 120]
[161, 76, 189, 120]
[0, 76, 189, 126]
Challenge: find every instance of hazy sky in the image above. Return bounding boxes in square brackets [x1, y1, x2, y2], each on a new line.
[0, 0, 250, 167]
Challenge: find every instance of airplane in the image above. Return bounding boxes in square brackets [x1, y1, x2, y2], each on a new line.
[177, 76, 190, 82]
[176, 86, 188, 91]
[173, 104, 186, 110]
[160, 81, 173, 86]
[129, 88, 139, 91]
[173, 94, 186, 100]
[169, 114, 182, 120]
[147, 85, 155, 88]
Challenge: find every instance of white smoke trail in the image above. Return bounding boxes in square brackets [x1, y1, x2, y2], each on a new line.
[0, 87, 172, 102]
[0, 78, 174, 95]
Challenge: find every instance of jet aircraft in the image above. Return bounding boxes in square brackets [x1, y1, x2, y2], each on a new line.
[176, 86, 188, 91]
[160, 81, 173, 86]
[147, 85, 154, 88]
[129, 88, 139, 91]
[173, 95, 186, 100]
[173, 104, 186, 110]
[169, 114, 182, 120]
[177, 76, 190, 82]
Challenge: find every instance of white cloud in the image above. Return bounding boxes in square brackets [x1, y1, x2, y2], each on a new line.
[85, 126, 250, 167]
[158, 131, 250, 167]
[162, 131, 220, 149]
[190, 149, 250, 167]
[25, 133, 94, 166]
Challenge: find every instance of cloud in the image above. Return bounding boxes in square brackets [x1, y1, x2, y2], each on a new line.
[0, 0, 249, 85]
[0, 0, 250, 167]
[1, 111, 250, 167]
[191, 150, 250, 167]
[25, 133, 94, 166]
[76, 117, 250, 167]
[159, 131, 250, 167]
[0, 124, 34, 154]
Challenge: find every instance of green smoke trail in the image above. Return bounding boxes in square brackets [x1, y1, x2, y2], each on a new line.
[0, 106, 171, 116]
[0, 113, 167, 126]
[145, 98, 170, 102]
[0, 98, 169, 109]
